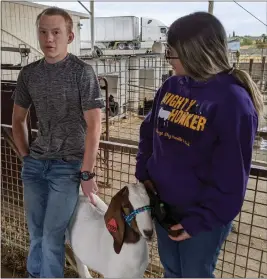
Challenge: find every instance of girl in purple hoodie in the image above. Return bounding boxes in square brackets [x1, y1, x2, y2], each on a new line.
[135, 12, 263, 278]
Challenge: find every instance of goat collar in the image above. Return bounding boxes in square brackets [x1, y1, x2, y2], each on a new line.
[122, 205, 152, 226]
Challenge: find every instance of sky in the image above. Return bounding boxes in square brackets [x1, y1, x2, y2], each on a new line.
[35, 1, 267, 36]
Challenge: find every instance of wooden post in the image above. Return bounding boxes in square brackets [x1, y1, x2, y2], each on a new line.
[249, 59, 254, 77]
[260, 56, 266, 91]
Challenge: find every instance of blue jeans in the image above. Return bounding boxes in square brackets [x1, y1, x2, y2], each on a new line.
[155, 220, 232, 278]
[21, 155, 81, 278]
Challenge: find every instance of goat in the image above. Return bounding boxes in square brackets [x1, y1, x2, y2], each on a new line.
[66, 182, 154, 278]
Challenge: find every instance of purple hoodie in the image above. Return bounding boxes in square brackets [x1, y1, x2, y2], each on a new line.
[135, 72, 258, 236]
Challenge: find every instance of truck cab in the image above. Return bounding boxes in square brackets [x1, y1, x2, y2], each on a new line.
[140, 17, 168, 42]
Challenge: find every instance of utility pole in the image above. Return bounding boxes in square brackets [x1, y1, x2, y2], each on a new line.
[90, 1, 95, 53]
[77, 0, 95, 54]
[208, 1, 214, 14]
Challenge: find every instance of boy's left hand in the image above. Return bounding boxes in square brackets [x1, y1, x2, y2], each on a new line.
[168, 224, 191, 241]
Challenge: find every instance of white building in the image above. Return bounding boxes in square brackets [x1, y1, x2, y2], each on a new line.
[1, 1, 89, 66]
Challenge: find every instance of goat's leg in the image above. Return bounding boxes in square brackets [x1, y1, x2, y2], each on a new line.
[74, 254, 93, 278]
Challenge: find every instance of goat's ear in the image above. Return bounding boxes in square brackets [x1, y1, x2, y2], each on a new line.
[104, 186, 128, 254]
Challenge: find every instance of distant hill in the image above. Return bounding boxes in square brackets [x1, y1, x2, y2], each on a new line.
[228, 35, 266, 48]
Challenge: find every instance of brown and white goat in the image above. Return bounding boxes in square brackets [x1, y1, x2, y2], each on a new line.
[66, 182, 153, 278]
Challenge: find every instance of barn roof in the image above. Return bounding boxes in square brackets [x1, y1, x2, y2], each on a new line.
[11, 1, 90, 19]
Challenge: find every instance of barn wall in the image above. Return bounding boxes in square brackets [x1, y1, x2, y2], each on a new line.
[1, 1, 83, 65]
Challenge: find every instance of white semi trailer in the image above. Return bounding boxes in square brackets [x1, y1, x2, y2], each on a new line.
[80, 16, 168, 50]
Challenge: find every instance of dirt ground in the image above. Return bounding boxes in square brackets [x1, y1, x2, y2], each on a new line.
[1, 244, 80, 278]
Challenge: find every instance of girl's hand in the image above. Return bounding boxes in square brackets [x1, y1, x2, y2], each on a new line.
[168, 224, 191, 241]
[143, 180, 157, 195]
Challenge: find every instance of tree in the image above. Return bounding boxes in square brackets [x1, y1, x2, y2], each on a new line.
[256, 34, 267, 57]
[241, 37, 253, 46]
[256, 34, 267, 49]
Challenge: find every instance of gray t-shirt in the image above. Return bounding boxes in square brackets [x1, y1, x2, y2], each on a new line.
[12, 53, 105, 161]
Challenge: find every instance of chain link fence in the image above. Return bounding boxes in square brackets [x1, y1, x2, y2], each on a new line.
[80, 54, 173, 145]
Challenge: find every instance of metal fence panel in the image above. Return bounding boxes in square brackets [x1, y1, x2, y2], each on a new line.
[1, 126, 267, 278]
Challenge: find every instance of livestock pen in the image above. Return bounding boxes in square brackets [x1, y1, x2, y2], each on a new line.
[1, 52, 267, 278]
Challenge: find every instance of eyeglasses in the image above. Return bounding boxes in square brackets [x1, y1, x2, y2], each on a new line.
[164, 47, 179, 60]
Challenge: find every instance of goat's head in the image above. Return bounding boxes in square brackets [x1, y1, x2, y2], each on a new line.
[104, 182, 153, 254]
